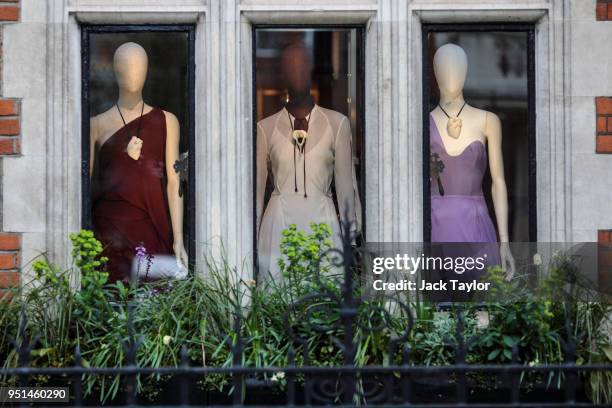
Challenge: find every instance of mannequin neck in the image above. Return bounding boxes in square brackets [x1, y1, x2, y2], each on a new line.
[438, 92, 466, 113]
[117, 90, 144, 110]
[286, 91, 314, 118]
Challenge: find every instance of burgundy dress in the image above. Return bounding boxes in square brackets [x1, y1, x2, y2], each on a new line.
[92, 108, 173, 283]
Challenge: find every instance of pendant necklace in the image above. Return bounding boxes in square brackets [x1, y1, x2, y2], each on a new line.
[288, 109, 310, 152]
[116, 101, 145, 161]
[287, 108, 312, 198]
[438, 101, 467, 139]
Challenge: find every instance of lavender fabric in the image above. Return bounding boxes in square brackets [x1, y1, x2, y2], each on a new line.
[429, 114, 500, 269]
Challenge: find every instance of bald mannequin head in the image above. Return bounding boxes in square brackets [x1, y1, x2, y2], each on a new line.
[113, 42, 148, 94]
[433, 43, 468, 98]
[280, 42, 313, 95]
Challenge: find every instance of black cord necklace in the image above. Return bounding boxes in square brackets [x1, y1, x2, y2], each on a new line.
[438, 101, 466, 119]
[287, 108, 312, 198]
[438, 102, 467, 139]
[116, 101, 145, 159]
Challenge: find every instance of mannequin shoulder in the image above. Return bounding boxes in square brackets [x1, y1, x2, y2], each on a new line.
[90, 107, 116, 139]
[93, 105, 118, 122]
[161, 110, 180, 140]
[469, 106, 501, 135]
[482, 110, 502, 136]
[162, 110, 179, 126]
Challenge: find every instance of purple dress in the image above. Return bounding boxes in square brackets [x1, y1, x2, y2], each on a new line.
[430, 114, 501, 269]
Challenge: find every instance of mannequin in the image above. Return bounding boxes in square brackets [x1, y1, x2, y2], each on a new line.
[90, 42, 188, 283]
[256, 43, 362, 280]
[430, 43, 515, 278]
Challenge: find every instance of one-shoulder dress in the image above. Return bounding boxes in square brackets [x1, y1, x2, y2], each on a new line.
[92, 108, 173, 283]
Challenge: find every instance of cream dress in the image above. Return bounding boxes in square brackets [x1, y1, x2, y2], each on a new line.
[256, 104, 362, 281]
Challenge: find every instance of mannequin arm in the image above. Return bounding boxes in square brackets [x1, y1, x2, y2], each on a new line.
[255, 123, 268, 235]
[89, 116, 98, 179]
[486, 112, 515, 277]
[486, 113, 509, 242]
[334, 117, 361, 238]
[164, 112, 188, 267]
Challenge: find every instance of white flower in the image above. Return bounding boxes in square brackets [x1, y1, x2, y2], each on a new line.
[475, 310, 489, 329]
[244, 279, 256, 288]
[162, 335, 173, 346]
[271, 371, 285, 382]
[533, 253, 542, 266]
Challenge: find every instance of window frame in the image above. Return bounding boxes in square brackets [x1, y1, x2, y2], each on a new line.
[80, 23, 197, 267]
[421, 22, 537, 243]
[251, 24, 366, 279]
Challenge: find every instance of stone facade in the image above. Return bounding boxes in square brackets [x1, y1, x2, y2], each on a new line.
[0, 0, 610, 289]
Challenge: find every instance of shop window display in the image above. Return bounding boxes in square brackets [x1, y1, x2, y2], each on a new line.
[423, 26, 536, 278]
[254, 27, 365, 280]
[82, 27, 195, 283]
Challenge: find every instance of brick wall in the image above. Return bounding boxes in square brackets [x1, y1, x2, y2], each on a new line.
[0, 99, 20, 154]
[0, 232, 19, 298]
[598, 230, 612, 295]
[0, 0, 20, 297]
[596, 97, 612, 153]
[596, 0, 612, 21]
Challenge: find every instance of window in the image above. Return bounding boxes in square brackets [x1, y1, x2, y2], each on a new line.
[422, 24, 536, 243]
[253, 26, 365, 279]
[81, 25, 196, 278]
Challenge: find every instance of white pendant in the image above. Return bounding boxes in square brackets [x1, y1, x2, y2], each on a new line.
[292, 129, 308, 151]
[126, 135, 143, 160]
[446, 117, 462, 139]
